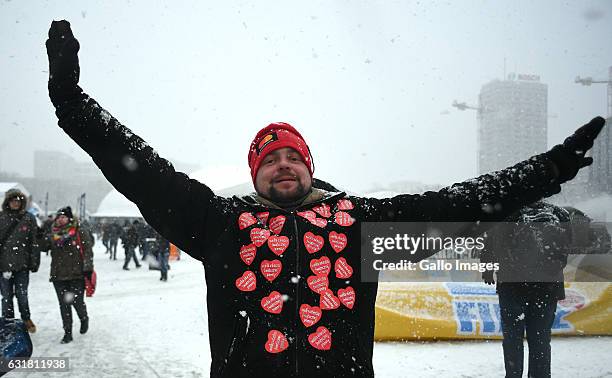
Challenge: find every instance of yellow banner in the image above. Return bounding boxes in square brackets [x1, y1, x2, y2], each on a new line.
[374, 282, 612, 340]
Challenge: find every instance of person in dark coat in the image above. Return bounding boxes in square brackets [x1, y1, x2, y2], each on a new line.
[121, 220, 141, 270]
[40, 215, 55, 256]
[47, 206, 93, 344]
[482, 201, 571, 378]
[155, 232, 170, 282]
[45, 21, 605, 377]
[107, 221, 121, 260]
[0, 189, 39, 333]
[101, 222, 111, 254]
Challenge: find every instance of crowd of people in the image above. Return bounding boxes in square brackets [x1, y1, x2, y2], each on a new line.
[98, 219, 173, 280]
[0, 188, 174, 344]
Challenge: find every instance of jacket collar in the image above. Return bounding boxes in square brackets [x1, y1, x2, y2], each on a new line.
[235, 188, 346, 212]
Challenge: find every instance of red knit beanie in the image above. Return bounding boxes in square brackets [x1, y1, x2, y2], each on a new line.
[248, 122, 314, 183]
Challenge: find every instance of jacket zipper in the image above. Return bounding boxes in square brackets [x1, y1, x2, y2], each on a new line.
[293, 214, 300, 377]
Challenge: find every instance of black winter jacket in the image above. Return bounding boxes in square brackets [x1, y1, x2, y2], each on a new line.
[54, 94, 562, 377]
[481, 201, 571, 301]
[0, 191, 39, 273]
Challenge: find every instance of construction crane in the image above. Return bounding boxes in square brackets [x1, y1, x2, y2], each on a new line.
[575, 68, 612, 117]
[451, 100, 481, 112]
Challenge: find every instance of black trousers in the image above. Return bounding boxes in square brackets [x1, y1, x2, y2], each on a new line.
[498, 285, 557, 378]
[109, 239, 118, 260]
[0, 270, 31, 320]
[52, 279, 88, 334]
[123, 246, 140, 268]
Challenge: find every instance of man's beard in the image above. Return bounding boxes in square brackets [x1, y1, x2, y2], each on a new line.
[268, 180, 309, 205]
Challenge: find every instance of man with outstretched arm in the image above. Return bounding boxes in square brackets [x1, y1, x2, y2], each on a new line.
[45, 20, 605, 378]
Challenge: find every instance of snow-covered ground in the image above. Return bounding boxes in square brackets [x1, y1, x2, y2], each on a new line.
[14, 240, 612, 377]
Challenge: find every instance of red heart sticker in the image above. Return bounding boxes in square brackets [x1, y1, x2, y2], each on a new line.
[320, 289, 341, 310]
[328, 232, 347, 253]
[337, 199, 354, 210]
[261, 291, 283, 314]
[265, 330, 289, 354]
[267, 235, 289, 256]
[307, 275, 329, 294]
[334, 211, 354, 227]
[238, 212, 257, 230]
[309, 256, 331, 276]
[260, 259, 282, 282]
[299, 304, 322, 327]
[269, 215, 286, 235]
[312, 203, 332, 218]
[235, 270, 256, 292]
[239, 244, 257, 265]
[256, 212, 270, 225]
[310, 218, 328, 228]
[334, 257, 353, 279]
[303, 232, 324, 254]
[308, 326, 332, 351]
[250, 228, 271, 247]
[338, 287, 355, 309]
[297, 210, 316, 221]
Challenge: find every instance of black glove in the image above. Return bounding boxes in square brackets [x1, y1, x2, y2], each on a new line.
[46, 20, 83, 107]
[546, 117, 606, 183]
[30, 268, 39, 273]
[83, 271, 93, 280]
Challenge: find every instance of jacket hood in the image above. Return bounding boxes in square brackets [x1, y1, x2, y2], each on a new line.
[2, 189, 27, 213]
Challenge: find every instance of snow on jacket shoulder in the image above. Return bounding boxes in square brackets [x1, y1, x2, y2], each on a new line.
[54, 95, 563, 377]
[0, 211, 39, 273]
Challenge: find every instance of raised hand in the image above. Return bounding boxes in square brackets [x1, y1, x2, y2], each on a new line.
[46, 20, 83, 106]
[546, 117, 606, 183]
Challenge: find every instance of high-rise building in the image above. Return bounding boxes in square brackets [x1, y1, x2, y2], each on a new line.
[477, 74, 548, 174]
[587, 67, 612, 195]
[589, 115, 612, 194]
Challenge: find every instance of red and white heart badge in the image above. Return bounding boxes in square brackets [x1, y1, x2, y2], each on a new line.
[265, 330, 288, 353]
[260, 259, 282, 282]
[250, 228, 271, 247]
[328, 231, 347, 253]
[261, 291, 283, 314]
[267, 235, 289, 256]
[299, 304, 322, 327]
[337, 286, 355, 309]
[334, 257, 353, 279]
[239, 244, 257, 265]
[309, 256, 331, 276]
[269, 215, 286, 235]
[307, 275, 329, 294]
[303, 232, 324, 254]
[235, 270, 256, 292]
[238, 212, 257, 230]
[308, 326, 332, 350]
[319, 289, 340, 310]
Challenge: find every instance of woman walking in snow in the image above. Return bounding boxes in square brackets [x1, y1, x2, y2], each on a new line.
[47, 207, 94, 344]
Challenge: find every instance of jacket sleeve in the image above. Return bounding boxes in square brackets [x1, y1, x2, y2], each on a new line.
[28, 215, 41, 272]
[361, 155, 561, 224]
[79, 228, 94, 272]
[54, 95, 232, 261]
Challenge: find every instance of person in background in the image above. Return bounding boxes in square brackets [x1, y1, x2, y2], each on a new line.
[482, 201, 571, 378]
[47, 206, 93, 344]
[40, 215, 55, 256]
[0, 189, 39, 334]
[121, 220, 141, 271]
[155, 232, 170, 282]
[101, 222, 111, 254]
[108, 221, 121, 260]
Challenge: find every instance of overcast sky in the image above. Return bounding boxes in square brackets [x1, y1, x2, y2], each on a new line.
[0, 0, 610, 192]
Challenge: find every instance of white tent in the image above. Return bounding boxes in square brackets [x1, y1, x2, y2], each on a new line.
[92, 189, 142, 218]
